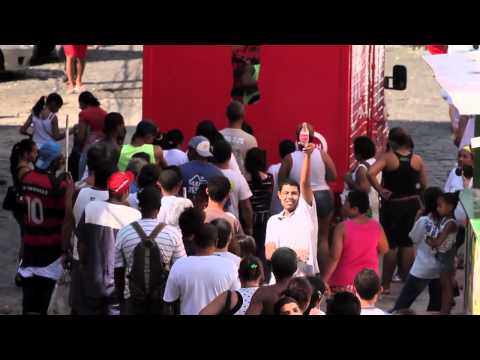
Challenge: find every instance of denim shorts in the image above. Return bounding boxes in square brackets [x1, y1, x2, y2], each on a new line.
[436, 248, 456, 273]
[314, 190, 334, 219]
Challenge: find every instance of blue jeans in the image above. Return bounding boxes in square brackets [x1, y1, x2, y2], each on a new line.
[391, 274, 441, 313]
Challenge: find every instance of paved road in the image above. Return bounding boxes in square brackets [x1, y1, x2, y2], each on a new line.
[0, 45, 465, 314]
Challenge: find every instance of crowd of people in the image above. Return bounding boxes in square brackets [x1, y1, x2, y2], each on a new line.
[3, 88, 471, 316]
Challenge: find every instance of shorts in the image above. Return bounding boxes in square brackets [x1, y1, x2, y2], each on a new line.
[380, 198, 420, 249]
[314, 190, 334, 219]
[436, 249, 456, 273]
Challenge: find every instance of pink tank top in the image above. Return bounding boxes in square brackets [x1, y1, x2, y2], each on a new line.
[329, 219, 381, 287]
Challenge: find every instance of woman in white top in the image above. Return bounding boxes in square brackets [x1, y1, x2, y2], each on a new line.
[20, 94, 66, 149]
[161, 129, 189, 166]
[199, 256, 263, 315]
[278, 123, 337, 275]
[342, 136, 380, 220]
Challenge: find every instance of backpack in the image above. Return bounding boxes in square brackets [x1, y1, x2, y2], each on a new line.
[128, 222, 169, 303]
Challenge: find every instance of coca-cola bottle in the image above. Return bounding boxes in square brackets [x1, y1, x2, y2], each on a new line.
[299, 122, 310, 149]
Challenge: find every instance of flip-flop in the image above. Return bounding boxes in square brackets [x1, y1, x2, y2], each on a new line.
[75, 85, 87, 93]
[66, 86, 75, 95]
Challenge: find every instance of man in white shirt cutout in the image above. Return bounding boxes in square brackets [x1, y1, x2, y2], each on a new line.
[265, 142, 319, 279]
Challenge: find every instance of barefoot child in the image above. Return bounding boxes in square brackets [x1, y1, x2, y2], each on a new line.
[426, 193, 458, 314]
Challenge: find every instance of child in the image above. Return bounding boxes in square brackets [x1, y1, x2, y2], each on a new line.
[341, 136, 380, 220]
[391, 187, 444, 314]
[20, 94, 65, 149]
[354, 269, 388, 315]
[426, 192, 459, 315]
[444, 146, 474, 193]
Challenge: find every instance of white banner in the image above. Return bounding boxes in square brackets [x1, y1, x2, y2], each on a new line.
[424, 51, 480, 115]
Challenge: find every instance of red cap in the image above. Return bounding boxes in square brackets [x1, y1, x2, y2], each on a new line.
[107, 171, 135, 195]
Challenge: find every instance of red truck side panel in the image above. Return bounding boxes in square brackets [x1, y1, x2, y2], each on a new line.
[143, 45, 386, 194]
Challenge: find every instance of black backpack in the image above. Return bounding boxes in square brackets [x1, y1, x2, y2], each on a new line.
[128, 222, 169, 303]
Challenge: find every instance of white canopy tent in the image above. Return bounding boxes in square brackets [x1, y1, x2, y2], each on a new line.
[424, 50, 480, 116]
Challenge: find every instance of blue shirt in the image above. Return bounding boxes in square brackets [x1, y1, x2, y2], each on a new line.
[180, 161, 223, 201]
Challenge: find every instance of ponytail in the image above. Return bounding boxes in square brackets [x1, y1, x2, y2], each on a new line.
[32, 96, 46, 117]
[238, 256, 264, 283]
[10, 139, 35, 185]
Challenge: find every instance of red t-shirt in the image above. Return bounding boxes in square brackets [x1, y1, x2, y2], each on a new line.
[79, 106, 107, 133]
[426, 45, 448, 55]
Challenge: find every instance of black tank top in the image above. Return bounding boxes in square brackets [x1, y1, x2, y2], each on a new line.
[382, 152, 420, 199]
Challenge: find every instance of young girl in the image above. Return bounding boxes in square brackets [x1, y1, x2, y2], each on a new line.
[392, 187, 443, 313]
[426, 193, 459, 314]
[342, 136, 380, 220]
[444, 146, 474, 193]
[20, 94, 65, 149]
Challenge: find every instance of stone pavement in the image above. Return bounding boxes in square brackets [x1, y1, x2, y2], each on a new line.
[378, 46, 464, 314]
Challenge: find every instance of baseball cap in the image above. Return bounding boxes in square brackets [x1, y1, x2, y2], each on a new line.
[35, 141, 62, 170]
[189, 136, 213, 158]
[108, 171, 135, 195]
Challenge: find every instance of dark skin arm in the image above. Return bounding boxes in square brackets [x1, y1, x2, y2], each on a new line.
[345, 166, 371, 193]
[367, 155, 391, 200]
[76, 121, 90, 148]
[199, 291, 237, 315]
[239, 199, 254, 236]
[245, 288, 265, 315]
[321, 149, 337, 182]
[20, 115, 33, 136]
[322, 222, 344, 283]
[51, 116, 66, 141]
[154, 145, 168, 169]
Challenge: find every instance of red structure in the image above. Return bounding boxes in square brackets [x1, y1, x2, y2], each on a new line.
[143, 45, 388, 193]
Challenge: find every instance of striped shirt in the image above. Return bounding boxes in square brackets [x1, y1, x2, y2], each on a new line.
[115, 219, 187, 299]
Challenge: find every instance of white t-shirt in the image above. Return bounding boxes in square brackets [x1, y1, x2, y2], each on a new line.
[361, 307, 389, 315]
[268, 163, 282, 215]
[164, 149, 189, 167]
[163, 256, 241, 315]
[72, 187, 109, 261]
[265, 196, 319, 274]
[220, 168, 253, 220]
[228, 155, 241, 174]
[409, 216, 441, 280]
[214, 251, 242, 268]
[158, 195, 178, 224]
[128, 193, 139, 210]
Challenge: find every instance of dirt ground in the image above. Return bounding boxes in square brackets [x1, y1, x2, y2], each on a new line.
[0, 45, 464, 315]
